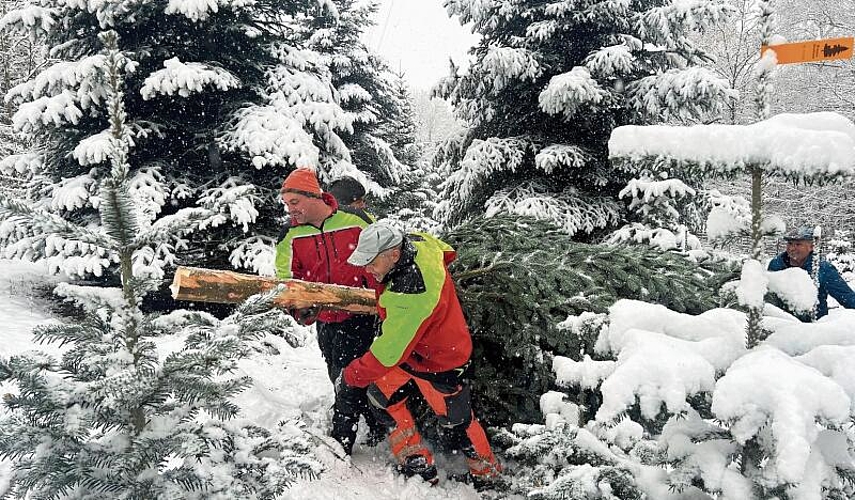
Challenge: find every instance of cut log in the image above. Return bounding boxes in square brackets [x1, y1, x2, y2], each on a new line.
[170, 266, 377, 315]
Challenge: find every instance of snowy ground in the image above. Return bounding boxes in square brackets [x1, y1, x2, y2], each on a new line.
[0, 260, 492, 499]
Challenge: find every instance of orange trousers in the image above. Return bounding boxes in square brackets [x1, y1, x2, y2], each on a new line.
[366, 366, 500, 478]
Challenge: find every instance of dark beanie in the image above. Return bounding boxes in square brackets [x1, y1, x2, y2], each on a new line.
[328, 176, 366, 205]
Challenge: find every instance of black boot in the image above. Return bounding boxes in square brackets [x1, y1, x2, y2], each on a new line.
[398, 454, 438, 485]
[330, 411, 358, 455]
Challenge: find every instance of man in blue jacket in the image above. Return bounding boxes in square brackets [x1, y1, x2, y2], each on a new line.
[767, 226, 855, 320]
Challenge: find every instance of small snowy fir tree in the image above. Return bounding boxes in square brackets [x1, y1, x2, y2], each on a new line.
[0, 34, 321, 498]
[493, 392, 646, 499]
[605, 170, 706, 254]
[433, 0, 736, 235]
[551, 299, 855, 500]
[0, 0, 357, 282]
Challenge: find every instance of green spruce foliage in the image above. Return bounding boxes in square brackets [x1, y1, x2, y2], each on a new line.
[444, 215, 731, 426]
[0, 34, 321, 499]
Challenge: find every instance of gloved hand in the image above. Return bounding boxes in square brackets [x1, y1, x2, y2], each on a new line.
[288, 305, 321, 326]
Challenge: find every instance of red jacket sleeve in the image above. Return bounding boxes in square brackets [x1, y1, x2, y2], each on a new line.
[343, 351, 388, 388]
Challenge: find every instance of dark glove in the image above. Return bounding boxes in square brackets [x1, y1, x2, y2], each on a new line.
[288, 305, 321, 326]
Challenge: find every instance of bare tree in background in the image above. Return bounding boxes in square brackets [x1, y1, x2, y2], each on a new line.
[411, 89, 463, 144]
[699, 0, 855, 240]
[1, 0, 49, 155]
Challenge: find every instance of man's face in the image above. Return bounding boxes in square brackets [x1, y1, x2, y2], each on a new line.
[786, 239, 814, 266]
[364, 247, 400, 282]
[283, 192, 328, 226]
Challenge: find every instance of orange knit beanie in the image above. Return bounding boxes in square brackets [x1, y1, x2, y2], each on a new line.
[281, 168, 322, 197]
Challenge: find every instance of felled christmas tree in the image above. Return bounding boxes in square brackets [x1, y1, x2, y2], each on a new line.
[443, 215, 732, 427]
[0, 35, 321, 498]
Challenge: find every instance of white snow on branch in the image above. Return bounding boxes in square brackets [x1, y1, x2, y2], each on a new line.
[584, 44, 635, 77]
[8, 55, 107, 104]
[539, 67, 608, 119]
[596, 328, 717, 421]
[610, 112, 855, 178]
[619, 177, 694, 213]
[795, 346, 855, 413]
[225, 105, 319, 169]
[50, 173, 96, 211]
[627, 67, 736, 122]
[73, 130, 114, 166]
[597, 300, 747, 370]
[484, 182, 622, 236]
[534, 144, 589, 174]
[766, 267, 817, 315]
[13, 90, 84, 132]
[735, 260, 768, 310]
[337, 83, 371, 104]
[711, 347, 850, 485]
[0, 153, 42, 175]
[141, 58, 241, 100]
[636, 0, 733, 48]
[0, 5, 56, 34]
[480, 46, 542, 91]
[164, 0, 254, 22]
[765, 310, 855, 356]
[553, 355, 615, 390]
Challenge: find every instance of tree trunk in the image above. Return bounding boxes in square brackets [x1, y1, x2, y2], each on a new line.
[170, 266, 377, 315]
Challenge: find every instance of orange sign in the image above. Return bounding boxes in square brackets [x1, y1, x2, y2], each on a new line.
[761, 37, 854, 64]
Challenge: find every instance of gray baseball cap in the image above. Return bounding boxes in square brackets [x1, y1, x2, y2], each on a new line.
[348, 222, 404, 266]
[783, 226, 815, 241]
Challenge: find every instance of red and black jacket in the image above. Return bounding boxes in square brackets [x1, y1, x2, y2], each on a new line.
[274, 193, 375, 323]
[343, 233, 473, 388]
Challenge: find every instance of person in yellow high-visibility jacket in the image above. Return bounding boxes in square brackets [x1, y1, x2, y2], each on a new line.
[340, 221, 501, 487]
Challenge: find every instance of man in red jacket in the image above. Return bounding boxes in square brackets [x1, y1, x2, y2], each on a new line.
[340, 221, 501, 486]
[275, 168, 383, 455]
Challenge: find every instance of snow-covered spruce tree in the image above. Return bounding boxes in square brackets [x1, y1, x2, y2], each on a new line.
[550, 299, 855, 500]
[302, 0, 416, 205]
[433, 0, 735, 236]
[442, 215, 734, 427]
[605, 171, 707, 253]
[0, 0, 355, 282]
[0, 34, 321, 498]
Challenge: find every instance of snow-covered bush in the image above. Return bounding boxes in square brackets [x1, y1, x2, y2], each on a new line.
[548, 299, 855, 500]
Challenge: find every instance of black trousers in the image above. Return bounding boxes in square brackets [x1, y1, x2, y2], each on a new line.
[316, 314, 385, 453]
